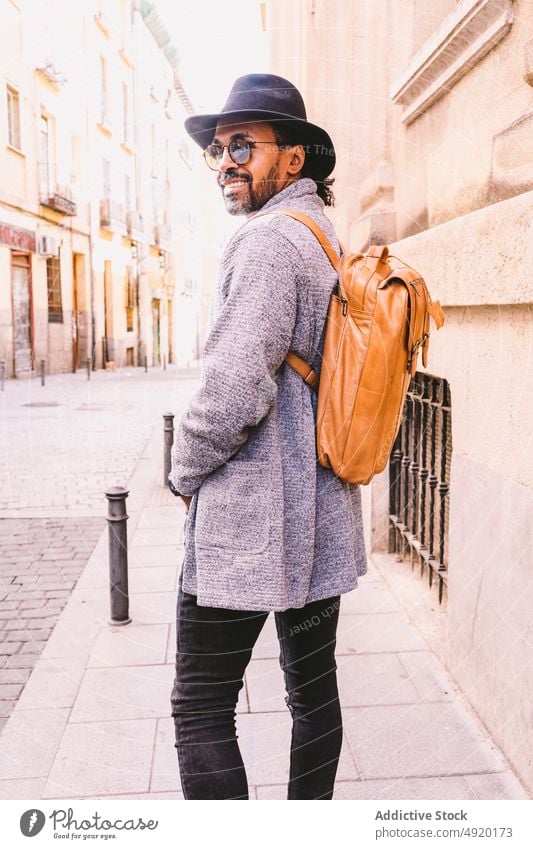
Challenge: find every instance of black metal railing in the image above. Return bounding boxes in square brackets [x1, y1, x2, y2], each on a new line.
[389, 372, 452, 603]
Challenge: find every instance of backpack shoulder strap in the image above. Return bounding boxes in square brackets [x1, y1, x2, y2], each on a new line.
[285, 351, 319, 392]
[249, 209, 341, 273]
[245, 208, 341, 394]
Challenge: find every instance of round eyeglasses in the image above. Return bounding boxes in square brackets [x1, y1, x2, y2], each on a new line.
[203, 138, 280, 171]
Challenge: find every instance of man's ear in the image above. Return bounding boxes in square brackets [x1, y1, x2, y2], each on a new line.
[286, 144, 305, 176]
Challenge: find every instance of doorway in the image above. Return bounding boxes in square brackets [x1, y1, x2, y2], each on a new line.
[11, 252, 33, 376]
[72, 254, 79, 371]
[152, 298, 160, 366]
[103, 259, 112, 365]
[167, 298, 173, 365]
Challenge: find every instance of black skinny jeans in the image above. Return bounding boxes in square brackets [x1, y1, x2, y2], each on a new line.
[170, 573, 343, 800]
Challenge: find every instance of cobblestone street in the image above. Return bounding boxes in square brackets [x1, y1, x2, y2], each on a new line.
[0, 365, 200, 517]
[0, 365, 200, 724]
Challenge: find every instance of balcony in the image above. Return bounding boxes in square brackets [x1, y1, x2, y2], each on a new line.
[40, 186, 77, 216]
[126, 209, 144, 241]
[94, 10, 112, 38]
[154, 222, 171, 250]
[100, 198, 126, 234]
[35, 61, 67, 89]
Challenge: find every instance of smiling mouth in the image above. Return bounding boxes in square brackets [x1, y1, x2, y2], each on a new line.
[222, 179, 248, 191]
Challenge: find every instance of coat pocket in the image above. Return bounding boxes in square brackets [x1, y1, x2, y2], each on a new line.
[195, 460, 271, 554]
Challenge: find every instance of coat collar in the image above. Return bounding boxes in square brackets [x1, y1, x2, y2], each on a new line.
[248, 177, 323, 217]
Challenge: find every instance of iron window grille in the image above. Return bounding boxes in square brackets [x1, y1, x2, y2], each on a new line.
[125, 272, 135, 333]
[46, 256, 63, 323]
[389, 372, 452, 603]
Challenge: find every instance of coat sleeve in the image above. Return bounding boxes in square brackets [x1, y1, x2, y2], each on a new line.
[170, 224, 301, 496]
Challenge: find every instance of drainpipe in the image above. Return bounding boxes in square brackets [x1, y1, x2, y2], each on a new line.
[83, 11, 97, 369]
[89, 236, 97, 370]
[134, 245, 142, 366]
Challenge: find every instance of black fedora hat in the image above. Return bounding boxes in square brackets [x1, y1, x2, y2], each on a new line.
[184, 73, 336, 179]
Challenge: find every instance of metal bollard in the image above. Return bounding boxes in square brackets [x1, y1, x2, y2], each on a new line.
[86, 357, 91, 380]
[0, 360, 5, 391]
[163, 413, 174, 487]
[105, 486, 131, 625]
[163, 355, 166, 371]
[40, 359, 45, 386]
[144, 354, 148, 373]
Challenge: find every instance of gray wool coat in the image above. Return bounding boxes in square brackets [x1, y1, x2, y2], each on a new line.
[170, 177, 367, 611]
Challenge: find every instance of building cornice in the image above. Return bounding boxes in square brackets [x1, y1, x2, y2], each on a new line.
[390, 0, 514, 125]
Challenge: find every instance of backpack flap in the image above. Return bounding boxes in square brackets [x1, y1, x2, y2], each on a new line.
[340, 249, 388, 313]
[379, 264, 445, 376]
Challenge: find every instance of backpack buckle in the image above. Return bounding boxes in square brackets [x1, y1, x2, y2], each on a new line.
[407, 333, 430, 372]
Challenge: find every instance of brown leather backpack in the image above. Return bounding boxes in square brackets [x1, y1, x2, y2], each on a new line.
[265, 210, 445, 485]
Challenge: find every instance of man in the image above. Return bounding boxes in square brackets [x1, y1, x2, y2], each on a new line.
[169, 74, 367, 800]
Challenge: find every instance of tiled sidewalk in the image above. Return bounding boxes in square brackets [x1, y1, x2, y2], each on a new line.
[0, 517, 105, 732]
[0, 429, 528, 800]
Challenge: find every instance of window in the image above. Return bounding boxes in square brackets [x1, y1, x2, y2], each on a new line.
[125, 272, 134, 332]
[7, 84, 21, 149]
[71, 135, 81, 183]
[99, 56, 108, 124]
[39, 114, 52, 197]
[122, 81, 129, 144]
[102, 158, 111, 198]
[151, 177, 159, 225]
[124, 172, 131, 210]
[47, 256, 63, 323]
[132, 70, 140, 147]
[151, 123, 156, 177]
[162, 187, 170, 228]
[134, 155, 141, 210]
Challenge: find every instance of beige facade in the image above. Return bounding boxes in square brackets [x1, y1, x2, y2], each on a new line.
[268, 0, 533, 793]
[0, 0, 88, 377]
[0, 0, 208, 378]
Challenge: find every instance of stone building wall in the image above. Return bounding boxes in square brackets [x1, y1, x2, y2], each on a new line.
[268, 0, 533, 794]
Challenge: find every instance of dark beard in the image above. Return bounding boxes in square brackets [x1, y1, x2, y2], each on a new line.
[221, 159, 281, 215]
